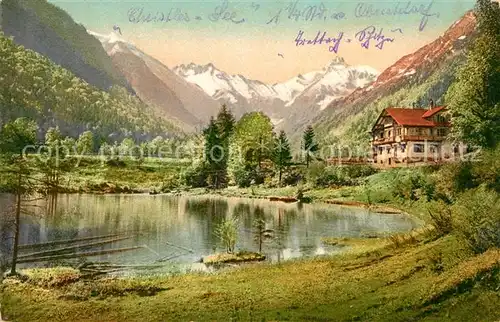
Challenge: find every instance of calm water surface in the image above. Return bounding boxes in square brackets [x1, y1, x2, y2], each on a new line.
[7, 194, 418, 275]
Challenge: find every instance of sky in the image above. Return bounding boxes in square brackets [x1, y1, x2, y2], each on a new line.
[49, 0, 476, 83]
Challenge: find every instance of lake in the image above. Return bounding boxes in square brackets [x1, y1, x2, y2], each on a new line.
[5, 194, 419, 275]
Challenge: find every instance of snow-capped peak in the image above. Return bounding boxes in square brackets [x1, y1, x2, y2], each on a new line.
[173, 58, 378, 112]
[87, 30, 125, 45]
[326, 56, 347, 67]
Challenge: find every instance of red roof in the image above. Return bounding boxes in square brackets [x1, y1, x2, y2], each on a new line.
[422, 105, 446, 118]
[384, 106, 447, 127]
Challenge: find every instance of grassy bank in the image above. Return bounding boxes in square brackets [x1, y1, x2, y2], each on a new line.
[0, 156, 191, 194]
[2, 235, 499, 321]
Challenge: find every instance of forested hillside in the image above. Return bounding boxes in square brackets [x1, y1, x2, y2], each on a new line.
[0, 33, 181, 142]
[304, 11, 476, 150]
[0, 0, 134, 93]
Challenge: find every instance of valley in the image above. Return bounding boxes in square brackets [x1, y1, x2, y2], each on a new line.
[0, 0, 499, 321]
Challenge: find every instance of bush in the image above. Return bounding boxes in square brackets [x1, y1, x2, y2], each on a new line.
[282, 166, 304, 186]
[434, 162, 475, 200]
[452, 185, 500, 254]
[160, 173, 180, 192]
[339, 164, 377, 179]
[426, 201, 453, 236]
[179, 161, 208, 188]
[305, 161, 326, 186]
[233, 166, 267, 188]
[215, 216, 239, 253]
[391, 170, 436, 202]
[472, 147, 500, 193]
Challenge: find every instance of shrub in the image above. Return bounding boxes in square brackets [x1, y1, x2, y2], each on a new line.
[389, 231, 419, 248]
[434, 162, 475, 201]
[232, 164, 253, 188]
[339, 164, 377, 179]
[472, 146, 500, 193]
[282, 166, 304, 186]
[452, 185, 500, 253]
[179, 161, 208, 188]
[305, 161, 326, 186]
[426, 201, 453, 236]
[160, 173, 180, 192]
[215, 216, 239, 253]
[391, 170, 436, 202]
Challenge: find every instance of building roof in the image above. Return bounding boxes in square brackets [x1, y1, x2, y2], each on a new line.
[422, 105, 446, 118]
[384, 106, 447, 127]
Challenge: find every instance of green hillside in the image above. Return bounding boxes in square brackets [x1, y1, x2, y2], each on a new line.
[315, 55, 466, 151]
[4, 0, 130, 90]
[0, 32, 180, 142]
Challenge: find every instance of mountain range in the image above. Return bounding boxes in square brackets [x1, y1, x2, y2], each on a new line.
[87, 29, 379, 131]
[172, 57, 379, 128]
[0, 0, 479, 146]
[306, 10, 477, 148]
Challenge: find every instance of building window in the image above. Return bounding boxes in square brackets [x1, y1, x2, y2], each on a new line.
[429, 144, 439, 154]
[413, 144, 424, 153]
[388, 130, 392, 137]
[417, 128, 423, 136]
[436, 115, 446, 123]
[397, 128, 402, 136]
[438, 128, 447, 136]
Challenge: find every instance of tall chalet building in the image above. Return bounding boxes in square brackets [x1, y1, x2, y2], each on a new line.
[370, 101, 466, 167]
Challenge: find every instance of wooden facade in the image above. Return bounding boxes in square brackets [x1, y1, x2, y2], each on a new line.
[370, 105, 466, 167]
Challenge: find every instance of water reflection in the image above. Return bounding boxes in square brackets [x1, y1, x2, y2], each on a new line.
[5, 194, 419, 274]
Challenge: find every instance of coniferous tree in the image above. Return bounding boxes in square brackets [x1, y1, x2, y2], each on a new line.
[215, 104, 235, 144]
[203, 117, 225, 189]
[0, 118, 37, 275]
[446, 0, 500, 148]
[303, 125, 318, 168]
[213, 105, 235, 188]
[272, 130, 292, 186]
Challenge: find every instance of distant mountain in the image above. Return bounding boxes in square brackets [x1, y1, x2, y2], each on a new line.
[0, 0, 133, 93]
[0, 33, 180, 142]
[173, 57, 378, 127]
[280, 57, 379, 132]
[90, 31, 222, 131]
[307, 11, 477, 148]
[173, 62, 290, 123]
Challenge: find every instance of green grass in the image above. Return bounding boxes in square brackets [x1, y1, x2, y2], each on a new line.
[0, 156, 191, 193]
[2, 236, 499, 321]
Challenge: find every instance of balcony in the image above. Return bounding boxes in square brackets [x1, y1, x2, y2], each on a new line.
[372, 135, 447, 145]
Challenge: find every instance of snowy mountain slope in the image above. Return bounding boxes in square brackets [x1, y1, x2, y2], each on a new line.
[89, 31, 221, 129]
[173, 57, 378, 114]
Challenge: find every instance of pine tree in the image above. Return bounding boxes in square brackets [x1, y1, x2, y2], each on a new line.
[215, 104, 235, 143]
[272, 130, 292, 186]
[213, 104, 235, 188]
[303, 125, 318, 167]
[203, 117, 225, 189]
[446, 0, 500, 148]
[0, 118, 37, 275]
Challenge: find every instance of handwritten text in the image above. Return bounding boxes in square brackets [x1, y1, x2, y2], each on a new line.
[294, 26, 398, 53]
[355, 26, 394, 49]
[294, 30, 344, 54]
[268, 0, 345, 25]
[354, 1, 440, 31]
